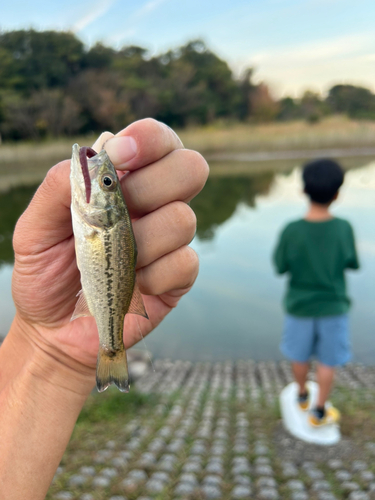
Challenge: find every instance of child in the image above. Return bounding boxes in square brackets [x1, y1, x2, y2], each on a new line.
[273, 158, 359, 427]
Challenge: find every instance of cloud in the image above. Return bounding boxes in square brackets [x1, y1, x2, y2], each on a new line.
[241, 32, 375, 96]
[106, 0, 170, 46]
[72, 0, 117, 33]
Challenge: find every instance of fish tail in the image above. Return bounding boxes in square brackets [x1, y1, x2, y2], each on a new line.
[96, 346, 129, 393]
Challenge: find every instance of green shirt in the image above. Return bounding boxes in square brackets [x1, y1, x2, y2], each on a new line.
[273, 217, 359, 317]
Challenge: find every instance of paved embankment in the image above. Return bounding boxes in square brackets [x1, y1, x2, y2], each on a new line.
[49, 360, 375, 500]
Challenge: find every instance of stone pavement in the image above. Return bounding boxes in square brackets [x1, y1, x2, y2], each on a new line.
[51, 360, 375, 500]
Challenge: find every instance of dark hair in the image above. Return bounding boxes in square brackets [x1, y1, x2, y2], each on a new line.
[302, 158, 344, 204]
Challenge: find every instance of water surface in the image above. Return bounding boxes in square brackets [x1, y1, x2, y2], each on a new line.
[1, 157, 375, 363]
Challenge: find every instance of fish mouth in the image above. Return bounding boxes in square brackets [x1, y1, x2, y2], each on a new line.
[78, 146, 97, 203]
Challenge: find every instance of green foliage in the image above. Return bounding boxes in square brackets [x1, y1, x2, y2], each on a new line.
[190, 172, 274, 240]
[0, 184, 38, 265]
[2, 29, 375, 139]
[327, 84, 375, 119]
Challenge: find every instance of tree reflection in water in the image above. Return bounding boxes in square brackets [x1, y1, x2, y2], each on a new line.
[190, 171, 275, 240]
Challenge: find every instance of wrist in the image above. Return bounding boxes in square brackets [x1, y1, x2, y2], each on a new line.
[0, 315, 95, 398]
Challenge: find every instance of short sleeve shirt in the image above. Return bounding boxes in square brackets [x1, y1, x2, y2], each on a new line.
[273, 218, 359, 317]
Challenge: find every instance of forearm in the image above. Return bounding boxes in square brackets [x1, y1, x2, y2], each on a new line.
[0, 319, 95, 500]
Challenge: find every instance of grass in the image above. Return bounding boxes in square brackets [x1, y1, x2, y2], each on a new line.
[2, 116, 375, 189]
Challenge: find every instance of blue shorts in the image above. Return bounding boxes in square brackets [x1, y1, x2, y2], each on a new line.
[280, 314, 351, 367]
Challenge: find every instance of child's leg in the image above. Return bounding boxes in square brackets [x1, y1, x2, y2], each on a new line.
[316, 363, 335, 408]
[291, 361, 310, 394]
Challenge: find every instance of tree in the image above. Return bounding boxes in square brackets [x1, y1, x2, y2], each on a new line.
[327, 84, 375, 119]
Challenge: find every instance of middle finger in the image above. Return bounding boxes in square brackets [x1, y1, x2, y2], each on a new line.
[133, 201, 197, 269]
[121, 148, 208, 218]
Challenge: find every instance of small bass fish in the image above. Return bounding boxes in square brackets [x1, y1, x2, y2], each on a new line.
[70, 144, 148, 393]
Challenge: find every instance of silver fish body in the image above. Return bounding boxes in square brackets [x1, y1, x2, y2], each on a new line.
[70, 144, 147, 392]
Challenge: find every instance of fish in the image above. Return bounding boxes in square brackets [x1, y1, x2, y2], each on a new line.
[70, 143, 148, 393]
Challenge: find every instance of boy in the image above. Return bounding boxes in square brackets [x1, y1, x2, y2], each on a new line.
[273, 158, 359, 427]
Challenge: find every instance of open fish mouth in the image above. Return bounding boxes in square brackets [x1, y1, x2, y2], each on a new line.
[79, 146, 97, 203]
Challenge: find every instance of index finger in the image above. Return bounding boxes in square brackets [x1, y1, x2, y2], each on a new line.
[104, 118, 184, 171]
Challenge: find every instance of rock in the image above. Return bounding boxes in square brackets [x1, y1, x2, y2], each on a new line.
[203, 475, 222, 486]
[109, 497, 127, 500]
[348, 493, 370, 500]
[291, 493, 309, 500]
[92, 476, 111, 488]
[128, 469, 148, 482]
[168, 439, 185, 453]
[233, 444, 249, 454]
[80, 495, 94, 500]
[106, 440, 116, 449]
[317, 493, 337, 500]
[158, 460, 176, 473]
[282, 465, 298, 478]
[342, 482, 360, 492]
[68, 474, 87, 487]
[183, 462, 201, 473]
[206, 462, 223, 475]
[232, 463, 251, 475]
[312, 480, 331, 491]
[255, 444, 269, 455]
[234, 475, 251, 486]
[360, 470, 375, 482]
[174, 482, 196, 496]
[191, 442, 207, 455]
[352, 461, 368, 472]
[328, 459, 343, 470]
[255, 457, 271, 465]
[94, 449, 113, 463]
[335, 470, 352, 481]
[255, 465, 273, 476]
[101, 467, 118, 478]
[286, 480, 305, 491]
[201, 484, 222, 498]
[257, 477, 277, 489]
[305, 469, 324, 480]
[54, 494, 73, 500]
[179, 473, 198, 486]
[146, 479, 164, 493]
[111, 456, 128, 468]
[258, 487, 279, 499]
[231, 485, 252, 498]
[365, 443, 375, 454]
[137, 452, 156, 467]
[150, 471, 169, 483]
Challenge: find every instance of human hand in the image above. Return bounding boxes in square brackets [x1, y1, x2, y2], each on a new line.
[11, 119, 208, 378]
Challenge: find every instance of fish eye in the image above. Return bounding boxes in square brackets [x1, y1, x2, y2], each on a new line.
[101, 174, 117, 190]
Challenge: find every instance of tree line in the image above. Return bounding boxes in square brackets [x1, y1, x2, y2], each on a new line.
[1, 29, 375, 140]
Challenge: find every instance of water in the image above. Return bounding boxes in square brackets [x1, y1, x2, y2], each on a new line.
[1, 157, 375, 363]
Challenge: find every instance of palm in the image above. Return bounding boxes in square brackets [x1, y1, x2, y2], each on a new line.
[12, 232, 174, 368]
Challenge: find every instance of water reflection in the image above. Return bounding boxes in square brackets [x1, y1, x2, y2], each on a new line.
[0, 184, 38, 266]
[191, 172, 275, 240]
[1, 157, 375, 362]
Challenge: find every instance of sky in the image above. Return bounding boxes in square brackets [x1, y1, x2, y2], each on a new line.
[1, 0, 375, 97]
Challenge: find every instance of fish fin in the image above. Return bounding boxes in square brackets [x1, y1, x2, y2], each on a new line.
[128, 281, 149, 319]
[71, 289, 92, 321]
[96, 346, 129, 393]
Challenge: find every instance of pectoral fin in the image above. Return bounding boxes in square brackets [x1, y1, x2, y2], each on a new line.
[128, 281, 149, 319]
[71, 289, 92, 321]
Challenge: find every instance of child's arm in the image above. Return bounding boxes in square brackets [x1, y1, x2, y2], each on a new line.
[346, 223, 360, 270]
[273, 228, 289, 274]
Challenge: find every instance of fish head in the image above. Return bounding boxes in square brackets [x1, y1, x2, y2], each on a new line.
[71, 143, 126, 228]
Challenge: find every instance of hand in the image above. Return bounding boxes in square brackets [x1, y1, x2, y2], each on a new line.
[11, 119, 208, 374]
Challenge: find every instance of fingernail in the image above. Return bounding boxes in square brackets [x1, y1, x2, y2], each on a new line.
[105, 136, 137, 168]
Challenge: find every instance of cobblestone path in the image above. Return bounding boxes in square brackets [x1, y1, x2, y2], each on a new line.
[51, 360, 375, 500]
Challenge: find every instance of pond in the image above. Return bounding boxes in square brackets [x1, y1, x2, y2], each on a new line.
[1, 155, 375, 363]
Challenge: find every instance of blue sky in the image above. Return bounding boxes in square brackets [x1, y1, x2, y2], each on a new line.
[1, 0, 375, 97]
